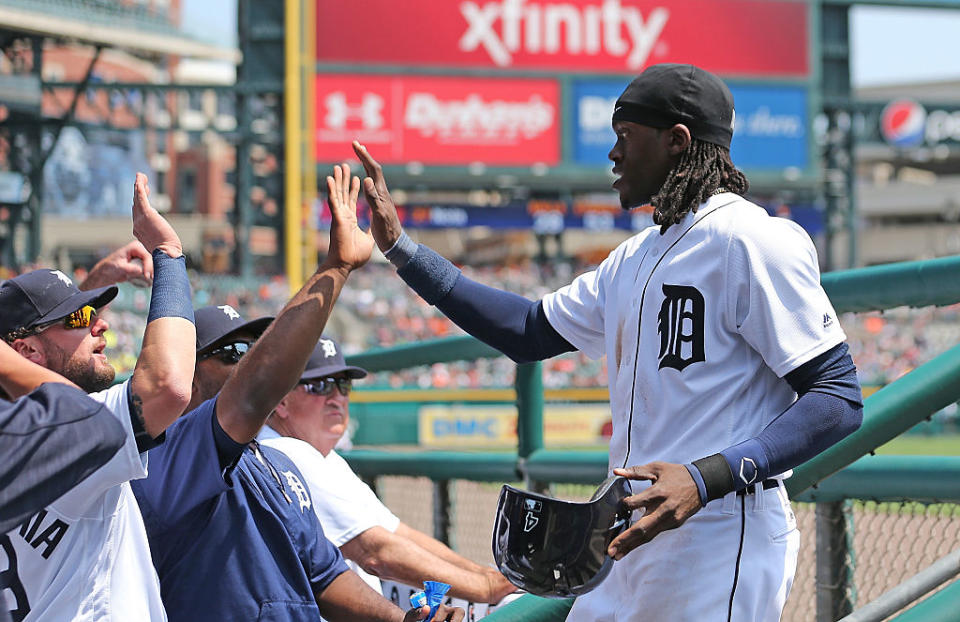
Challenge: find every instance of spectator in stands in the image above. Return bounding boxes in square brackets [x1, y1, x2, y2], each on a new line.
[260, 337, 517, 605]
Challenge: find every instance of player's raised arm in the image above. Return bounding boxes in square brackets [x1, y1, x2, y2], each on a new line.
[353, 141, 574, 364]
[128, 172, 196, 438]
[215, 163, 374, 443]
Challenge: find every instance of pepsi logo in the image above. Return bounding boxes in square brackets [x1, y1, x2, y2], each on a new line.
[880, 100, 926, 148]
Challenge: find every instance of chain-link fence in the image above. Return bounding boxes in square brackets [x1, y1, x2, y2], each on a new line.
[372, 476, 960, 621]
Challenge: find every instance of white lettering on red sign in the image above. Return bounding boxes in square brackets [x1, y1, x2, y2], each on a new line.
[324, 92, 385, 130]
[405, 92, 555, 142]
[458, 0, 669, 69]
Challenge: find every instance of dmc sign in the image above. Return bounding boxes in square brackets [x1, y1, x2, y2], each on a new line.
[880, 100, 960, 148]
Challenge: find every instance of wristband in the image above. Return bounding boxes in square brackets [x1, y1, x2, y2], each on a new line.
[396, 244, 461, 305]
[684, 463, 709, 506]
[384, 231, 418, 269]
[147, 249, 194, 324]
[691, 453, 735, 503]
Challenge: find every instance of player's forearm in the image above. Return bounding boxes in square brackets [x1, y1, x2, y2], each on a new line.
[350, 529, 500, 603]
[217, 262, 351, 442]
[388, 234, 572, 363]
[395, 523, 486, 574]
[131, 250, 195, 437]
[315, 570, 406, 622]
[0, 341, 78, 398]
[688, 343, 863, 503]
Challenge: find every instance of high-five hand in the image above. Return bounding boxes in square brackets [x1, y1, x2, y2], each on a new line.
[325, 162, 374, 273]
[352, 141, 403, 252]
[132, 172, 182, 258]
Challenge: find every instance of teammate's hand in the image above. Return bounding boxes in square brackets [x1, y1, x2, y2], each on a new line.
[325, 162, 374, 272]
[607, 461, 702, 560]
[80, 240, 154, 290]
[132, 172, 183, 258]
[402, 603, 465, 622]
[352, 140, 403, 252]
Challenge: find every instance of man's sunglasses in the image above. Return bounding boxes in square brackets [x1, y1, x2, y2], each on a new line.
[300, 377, 352, 397]
[6, 305, 99, 341]
[198, 341, 252, 364]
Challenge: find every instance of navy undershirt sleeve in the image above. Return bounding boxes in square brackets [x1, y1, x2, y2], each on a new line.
[397, 243, 574, 363]
[691, 343, 863, 504]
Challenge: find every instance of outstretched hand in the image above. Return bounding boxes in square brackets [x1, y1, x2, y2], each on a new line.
[607, 461, 703, 560]
[79, 240, 153, 290]
[352, 141, 403, 253]
[132, 172, 182, 258]
[325, 162, 374, 273]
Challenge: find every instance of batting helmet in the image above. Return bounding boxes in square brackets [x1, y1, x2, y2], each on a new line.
[492, 476, 632, 598]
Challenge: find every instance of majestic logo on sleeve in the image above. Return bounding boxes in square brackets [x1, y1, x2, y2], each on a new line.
[657, 284, 705, 371]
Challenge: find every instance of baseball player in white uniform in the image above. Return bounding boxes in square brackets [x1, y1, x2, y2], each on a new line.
[351, 64, 863, 621]
[0, 174, 196, 621]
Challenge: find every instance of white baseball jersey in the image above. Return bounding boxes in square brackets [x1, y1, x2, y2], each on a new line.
[542, 192, 845, 471]
[541, 193, 843, 621]
[258, 426, 400, 595]
[1, 381, 166, 622]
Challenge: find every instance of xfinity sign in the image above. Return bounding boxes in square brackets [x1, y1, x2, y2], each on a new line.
[317, 1, 809, 76]
[458, 0, 669, 69]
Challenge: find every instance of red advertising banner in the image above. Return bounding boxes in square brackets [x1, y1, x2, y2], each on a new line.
[315, 75, 560, 165]
[316, 0, 808, 77]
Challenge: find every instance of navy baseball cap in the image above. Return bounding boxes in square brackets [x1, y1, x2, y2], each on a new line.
[300, 337, 367, 380]
[0, 269, 118, 340]
[194, 304, 273, 353]
[612, 63, 736, 149]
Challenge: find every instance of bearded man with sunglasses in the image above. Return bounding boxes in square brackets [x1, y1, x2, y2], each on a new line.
[260, 337, 517, 615]
[130, 164, 462, 622]
[0, 173, 196, 621]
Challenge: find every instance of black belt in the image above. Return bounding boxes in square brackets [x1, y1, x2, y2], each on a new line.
[736, 479, 779, 496]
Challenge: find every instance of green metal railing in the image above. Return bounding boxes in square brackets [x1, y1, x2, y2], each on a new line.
[339, 255, 960, 622]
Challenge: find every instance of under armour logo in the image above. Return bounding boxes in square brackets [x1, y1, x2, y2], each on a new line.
[657, 284, 705, 372]
[51, 270, 73, 286]
[218, 305, 240, 320]
[319, 338, 337, 358]
[281, 470, 311, 512]
[739, 457, 758, 485]
[324, 92, 384, 130]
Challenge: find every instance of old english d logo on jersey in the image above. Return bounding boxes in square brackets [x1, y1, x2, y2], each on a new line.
[657, 284, 705, 371]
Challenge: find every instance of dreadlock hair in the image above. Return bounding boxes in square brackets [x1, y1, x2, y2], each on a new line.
[651, 138, 749, 234]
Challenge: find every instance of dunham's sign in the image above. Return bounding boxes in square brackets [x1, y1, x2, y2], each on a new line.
[315, 74, 560, 165]
[316, 0, 809, 77]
